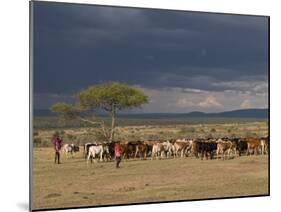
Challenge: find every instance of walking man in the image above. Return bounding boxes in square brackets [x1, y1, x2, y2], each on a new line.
[114, 141, 122, 168]
[53, 134, 63, 164]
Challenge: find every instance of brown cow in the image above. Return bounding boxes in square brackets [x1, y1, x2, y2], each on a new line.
[135, 143, 148, 159]
[190, 139, 200, 158]
[121, 141, 140, 159]
[143, 140, 155, 157]
[191, 139, 217, 160]
[244, 138, 262, 156]
[174, 139, 193, 158]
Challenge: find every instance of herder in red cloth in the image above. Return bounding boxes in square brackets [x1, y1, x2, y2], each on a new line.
[114, 141, 122, 168]
[53, 134, 63, 164]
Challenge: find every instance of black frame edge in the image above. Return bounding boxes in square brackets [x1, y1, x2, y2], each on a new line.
[29, 1, 34, 211]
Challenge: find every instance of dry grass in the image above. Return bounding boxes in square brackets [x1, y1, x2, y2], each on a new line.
[32, 148, 268, 210]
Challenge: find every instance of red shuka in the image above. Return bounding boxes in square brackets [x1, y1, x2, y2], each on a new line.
[115, 143, 122, 157]
[53, 137, 63, 152]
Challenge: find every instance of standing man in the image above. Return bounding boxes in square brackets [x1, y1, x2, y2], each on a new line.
[114, 141, 122, 168]
[53, 134, 63, 164]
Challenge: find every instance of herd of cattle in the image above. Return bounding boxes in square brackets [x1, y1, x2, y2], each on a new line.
[62, 136, 269, 163]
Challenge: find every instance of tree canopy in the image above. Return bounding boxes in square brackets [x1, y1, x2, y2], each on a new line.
[51, 82, 149, 141]
[77, 82, 148, 112]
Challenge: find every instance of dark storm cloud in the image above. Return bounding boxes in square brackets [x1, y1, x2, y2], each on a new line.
[33, 2, 268, 111]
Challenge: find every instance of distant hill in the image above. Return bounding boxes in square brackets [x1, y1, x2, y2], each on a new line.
[33, 109, 54, 116]
[34, 108, 268, 119]
[207, 109, 268, 119]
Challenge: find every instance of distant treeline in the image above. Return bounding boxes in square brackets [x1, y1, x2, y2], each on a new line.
[33, 116, 267, 129]
[34, 108, 268, 119]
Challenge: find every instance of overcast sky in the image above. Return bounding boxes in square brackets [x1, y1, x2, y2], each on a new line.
[33, 1, 269, 113]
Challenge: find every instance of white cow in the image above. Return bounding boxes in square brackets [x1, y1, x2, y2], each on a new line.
[87, 144, 109, 164]
[83, 142, 97, 159]
[162, 141, 174, 158]
[62, 143, 74, 158]
[151, 142, 165, 160]
[260, 137, 269, 155]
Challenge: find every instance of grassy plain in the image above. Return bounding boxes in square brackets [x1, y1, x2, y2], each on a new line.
[32, 148, 268, 210]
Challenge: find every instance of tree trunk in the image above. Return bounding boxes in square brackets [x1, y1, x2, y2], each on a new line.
[109, 109, 116, 142]
[78, 117, 109, 140]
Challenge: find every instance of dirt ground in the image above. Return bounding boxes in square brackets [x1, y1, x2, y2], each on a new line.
[32, 148, 268, 210]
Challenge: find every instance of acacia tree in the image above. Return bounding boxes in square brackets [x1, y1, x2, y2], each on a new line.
[51, 82, 148, 142]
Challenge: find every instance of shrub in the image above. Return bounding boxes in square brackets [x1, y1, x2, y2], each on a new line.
[206, 134, 213, 139]
[67, 134, 77, 141]
[41, 140, 51, 147]
[179, 127, 196, 133]
[33, 137, 42, 147]
[33, 138, 50, 147]
[148, 135, 159, 140]
[93, 130, 108, 141]
[230, 134, 236, 138]
[245, 132, 257, 138]
[189, 128, 196, 133]
[54, 131, 60, 137]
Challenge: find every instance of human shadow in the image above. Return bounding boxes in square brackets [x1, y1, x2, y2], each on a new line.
[16, 202, 29, 211]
